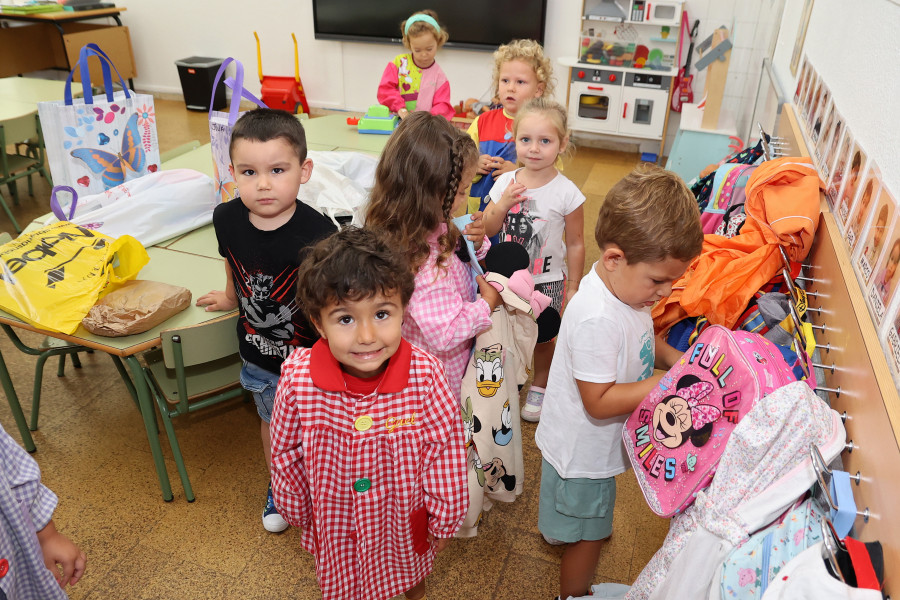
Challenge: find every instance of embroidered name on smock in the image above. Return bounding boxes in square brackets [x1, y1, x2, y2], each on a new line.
[385, 413, 417, 433]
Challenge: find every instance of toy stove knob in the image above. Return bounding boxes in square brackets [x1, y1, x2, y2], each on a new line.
[609, 73, 617, 83]
[577, 70, 585, 79]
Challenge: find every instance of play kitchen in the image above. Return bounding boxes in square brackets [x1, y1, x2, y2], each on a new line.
[564, 0, 683, 145]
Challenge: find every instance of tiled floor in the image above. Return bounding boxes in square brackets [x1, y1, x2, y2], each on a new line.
[0, 98, 669, 599]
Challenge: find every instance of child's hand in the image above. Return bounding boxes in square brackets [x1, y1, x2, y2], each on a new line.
[499, 181, 528, 210]
[398, 107, 410, 119]
[196, 290, 237, 312]
[36, 521, 86, 588]
[430, 534, 452, 553]
[492, 159, 518, 179]
[463, 211, 487, 250]
[477, 154, 498, 174]
[477, 275, 502, 310]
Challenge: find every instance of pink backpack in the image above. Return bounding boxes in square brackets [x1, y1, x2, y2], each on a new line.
[623, 325, 813, 517]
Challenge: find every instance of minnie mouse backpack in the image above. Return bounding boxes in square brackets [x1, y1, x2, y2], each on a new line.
[623, 324, 815, 517]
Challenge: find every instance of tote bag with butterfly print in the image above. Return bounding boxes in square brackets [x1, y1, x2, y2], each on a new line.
[39, 43, 160, 197]
[208, 57, 267, 202]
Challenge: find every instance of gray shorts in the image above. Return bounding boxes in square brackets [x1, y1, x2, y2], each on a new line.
[240, 361, 280, 423]
[537, 458, 616, 543]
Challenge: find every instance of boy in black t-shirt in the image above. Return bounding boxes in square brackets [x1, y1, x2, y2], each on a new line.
[197, 109, 336, 532]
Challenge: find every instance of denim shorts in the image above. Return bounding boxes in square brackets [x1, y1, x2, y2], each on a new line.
[240, 361, 280, 423]
[537, 458, 616, 543]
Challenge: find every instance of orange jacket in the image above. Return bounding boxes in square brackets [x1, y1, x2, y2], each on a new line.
[653, 157, 823, 333]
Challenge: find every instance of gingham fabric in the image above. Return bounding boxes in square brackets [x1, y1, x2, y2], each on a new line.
[270, 339, 468, 600]
[0, 423, 69, 600]
[402, 224, 493, 399]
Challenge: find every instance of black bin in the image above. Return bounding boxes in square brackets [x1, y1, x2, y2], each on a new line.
[175, 56, 226, 111]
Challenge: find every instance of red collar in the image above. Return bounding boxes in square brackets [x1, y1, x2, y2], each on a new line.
[309, 338, 412, 394]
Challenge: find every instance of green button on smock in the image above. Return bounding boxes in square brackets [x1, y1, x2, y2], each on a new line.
[353, 478, 371, 493]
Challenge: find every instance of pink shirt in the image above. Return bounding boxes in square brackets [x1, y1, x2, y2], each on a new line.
[402, 225, 493, 399]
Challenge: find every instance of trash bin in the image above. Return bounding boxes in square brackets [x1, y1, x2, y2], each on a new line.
[175, 56, 226, 112]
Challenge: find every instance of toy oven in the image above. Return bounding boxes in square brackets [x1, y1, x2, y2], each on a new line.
[568, 67, 623, 134]
[619, 72, 671, 138]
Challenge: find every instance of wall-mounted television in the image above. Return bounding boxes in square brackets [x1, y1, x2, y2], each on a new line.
[312, 1, 547, 52]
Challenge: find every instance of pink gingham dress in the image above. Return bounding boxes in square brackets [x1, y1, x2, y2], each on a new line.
[402, 224, 493, 398]
[270, 338, 468, 600]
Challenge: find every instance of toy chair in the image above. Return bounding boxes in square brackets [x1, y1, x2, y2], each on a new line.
[141, 313, 247, 501]
[254, 31, 310, 115]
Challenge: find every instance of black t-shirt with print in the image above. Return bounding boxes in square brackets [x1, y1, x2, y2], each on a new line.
[213, 199, 336, 374]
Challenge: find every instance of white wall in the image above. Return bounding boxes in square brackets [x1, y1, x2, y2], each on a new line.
[771, 0, 900, 195]
[122, 0, 777, 150]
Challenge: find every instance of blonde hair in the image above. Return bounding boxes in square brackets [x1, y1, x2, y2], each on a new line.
[365, 112, 478, 272]
[401, 10, 449, 48]
[492, 39, 554, 99]
[513, 97, 573, 162]
[595, 164, 703, 264]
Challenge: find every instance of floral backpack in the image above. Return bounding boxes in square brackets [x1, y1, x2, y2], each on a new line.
[718, 494, 826, 599]
[623, 325, 813, 517]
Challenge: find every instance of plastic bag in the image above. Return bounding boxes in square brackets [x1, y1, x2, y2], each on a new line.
[0, 222, 149, 334]
[49, 169, 218, 247]
[82, 280, 192, 337]
[303, 151, 378, 226]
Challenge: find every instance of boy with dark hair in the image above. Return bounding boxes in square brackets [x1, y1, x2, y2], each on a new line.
[197, 108, 336, 532]
[270, 226, 467, 600]
[535, 164, 704, 600]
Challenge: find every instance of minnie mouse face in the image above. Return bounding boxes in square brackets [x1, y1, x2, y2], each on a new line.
[651, 375, 720, 450]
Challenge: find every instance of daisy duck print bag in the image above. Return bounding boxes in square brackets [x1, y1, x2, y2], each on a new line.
[623, 325, 812, 517]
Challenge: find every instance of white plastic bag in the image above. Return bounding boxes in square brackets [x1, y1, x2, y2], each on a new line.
[302, 151, 378, 226]
[49, 168, 218, 247]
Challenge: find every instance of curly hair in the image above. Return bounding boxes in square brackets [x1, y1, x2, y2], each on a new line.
[595, 163, 703, 264]
[401, 9, 449, 48]
[296, 227, 415, 324]
[365, 111, 478, 273]
[492, 39, 555, 99]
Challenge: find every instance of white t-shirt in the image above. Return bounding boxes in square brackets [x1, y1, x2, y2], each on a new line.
[535, 263, 655, 479]
[488, 169, 585, 284]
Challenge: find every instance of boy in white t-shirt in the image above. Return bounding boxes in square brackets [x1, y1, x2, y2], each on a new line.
[534, 164, 704, 600]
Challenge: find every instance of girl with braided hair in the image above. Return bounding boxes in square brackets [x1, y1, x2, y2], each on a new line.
[365, 112, 501, 398]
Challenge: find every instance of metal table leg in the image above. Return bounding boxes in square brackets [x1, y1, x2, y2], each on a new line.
[124, 355, 173, 501]
[0, 346, 35, 452]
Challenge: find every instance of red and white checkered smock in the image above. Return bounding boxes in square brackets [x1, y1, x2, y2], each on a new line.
[402, 224, 493, 399]
[270, 338, 468, 600]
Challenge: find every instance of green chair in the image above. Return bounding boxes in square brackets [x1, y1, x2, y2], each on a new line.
[0, 113, 52, 233]
[141, 313, 247, 501]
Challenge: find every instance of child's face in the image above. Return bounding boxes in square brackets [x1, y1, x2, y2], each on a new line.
[452, 165, 477, 215]
[854, 185, 874, 228]
[498, 59, 544, 115]
[600, 248, 691, 310]
[314, 291, 405, 379]
[874, 213, 888, 248]
[230, 138, 311, 228]
[886, 244, 900, 281]
[409, 31, 438, 68]
[515, 113, 567, 174]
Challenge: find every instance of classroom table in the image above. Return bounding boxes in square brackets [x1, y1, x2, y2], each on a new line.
[0, 76, 70, 104]
[0, 115, 389, 500]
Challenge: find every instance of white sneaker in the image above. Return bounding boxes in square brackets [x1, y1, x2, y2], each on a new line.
[263, 482, 289, 533]
[521, 387, 545, 422]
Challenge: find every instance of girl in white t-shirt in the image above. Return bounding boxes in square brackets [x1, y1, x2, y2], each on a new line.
[483, 97, 586, 423]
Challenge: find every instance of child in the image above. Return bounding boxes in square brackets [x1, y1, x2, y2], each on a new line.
[467, 38, 554, 216]
[365, 111, 501, 397]
[483, 97, 585, 422]
[196, 108, 336, 533]
[0, 422, 86, 598]
[377, 10, 454, 121]
[269, 226, 468, 600]
[849, 178, 876, 250]
[534, 164, 703, 600]
[876, 238, 900, 304]
[864, 203, 890, 267]
[838, 150, 862, 222]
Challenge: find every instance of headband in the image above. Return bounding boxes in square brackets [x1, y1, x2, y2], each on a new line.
[404, 14, 440, 35]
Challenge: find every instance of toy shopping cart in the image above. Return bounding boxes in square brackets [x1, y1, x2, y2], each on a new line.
[254, 31, 310, 115]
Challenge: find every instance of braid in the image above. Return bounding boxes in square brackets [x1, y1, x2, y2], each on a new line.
[443, 135, 466, 218]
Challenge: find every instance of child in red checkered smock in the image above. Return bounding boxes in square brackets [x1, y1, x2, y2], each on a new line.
[365, 112, 502, 400]
[270, 227, 469, 600]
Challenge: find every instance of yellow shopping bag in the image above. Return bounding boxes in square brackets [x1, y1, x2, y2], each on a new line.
[0, 222, 149, 334]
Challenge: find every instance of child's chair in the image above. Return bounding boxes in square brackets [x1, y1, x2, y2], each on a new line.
[0, 113, 52, 233]
[141, 313, 247, 501]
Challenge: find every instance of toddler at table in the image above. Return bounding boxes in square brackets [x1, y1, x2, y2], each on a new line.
[270, 226, 468, 600]
[196, 108, 336, 533]
[377, 10, 455, 121]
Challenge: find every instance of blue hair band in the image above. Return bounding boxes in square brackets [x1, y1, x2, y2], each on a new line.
[404, 14, 441, 36]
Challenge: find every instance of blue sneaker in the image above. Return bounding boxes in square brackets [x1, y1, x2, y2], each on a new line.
[263, 482, 289, 533]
